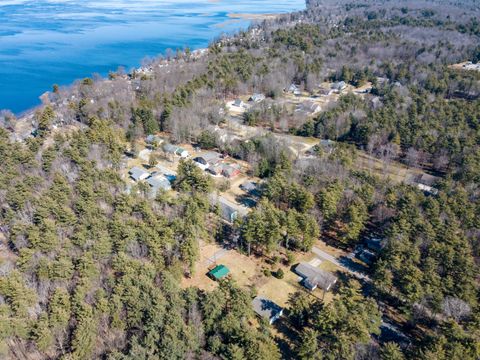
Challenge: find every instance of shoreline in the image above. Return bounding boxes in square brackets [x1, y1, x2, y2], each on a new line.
[227, 12, 280, 21]
[4, 2, 306, 116]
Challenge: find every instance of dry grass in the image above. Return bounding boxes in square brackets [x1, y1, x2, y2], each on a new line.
[182, 241, 337, 307]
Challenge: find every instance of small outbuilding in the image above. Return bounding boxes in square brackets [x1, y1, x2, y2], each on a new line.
[252, 296, 283, 325]
[208, 264, 230, 281]
[129, 167, 150, 182]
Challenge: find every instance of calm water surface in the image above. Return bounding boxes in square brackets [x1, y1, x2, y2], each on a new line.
[0, 0, 305, 113]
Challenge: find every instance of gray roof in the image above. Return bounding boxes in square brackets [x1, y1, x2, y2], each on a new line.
[240, 181, 257, 192]
[163, 143, 178, 154]
[197, 152, 222, 165]
[129, 166, 149, 181]
[252, 296, 283, 321]
[222, 164, 240, 177]
[250, 93, 265, 102]
[209, 194, 248, 223]
[332, 81, 346, 90]
[146, 174, 172, 191]
[295, 262, 337, 291]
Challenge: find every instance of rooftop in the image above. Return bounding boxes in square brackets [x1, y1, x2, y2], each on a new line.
[252, 296, 283, 322]
[208, 264, 230, 280]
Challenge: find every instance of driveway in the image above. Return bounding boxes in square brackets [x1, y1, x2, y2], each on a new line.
[312, 246, 370, 281]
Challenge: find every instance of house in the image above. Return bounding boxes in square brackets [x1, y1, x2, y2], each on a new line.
[163, 144, 189, 158]
[366, 237, 385, 253]
[240, 181, 257, 193]
[357, 249, 376, 266]
[163, 143, 178, 155]
[208, 264, 230, 281]
[146, 173, 172, 193]
[129, 167, 150, 182]
[175, 147, 189, 158]
[207, 164, 224, 176]
[209, 194, 248, 223]
[407, 173, 439, 195]
[318, 86, 334, 96]
[296, 101, 322, 115]
[252, 296, 283, 325]
[194, 152, 222, 170]
[417, 183, 438, 195]
[221, 164, 241, 179]
[155, 164, 177, 182]
[249, 93, 265, 103]
[287, 84, 301, 95]
[463, 61, 480, 71]
[319, 139, 335, 154]
[145, 135, 164, 146]
[233, 99, 245, 107]
[294, 262, 337, 291]
[331, 81, 347, 92]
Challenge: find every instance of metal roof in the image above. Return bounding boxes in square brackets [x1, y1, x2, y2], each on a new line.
[208, 264, 230, 280]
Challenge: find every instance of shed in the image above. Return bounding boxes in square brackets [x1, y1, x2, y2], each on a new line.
[129, 167, 150, 182]
[252, 296, 283, 325]
[208, 264, 230, 280]
[294, 262, 337, 291]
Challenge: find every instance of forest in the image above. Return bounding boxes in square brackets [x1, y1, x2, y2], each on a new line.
[0, 0, 479, 359]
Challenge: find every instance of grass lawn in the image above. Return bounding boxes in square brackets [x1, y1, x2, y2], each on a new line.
[182, 241, 337, 307]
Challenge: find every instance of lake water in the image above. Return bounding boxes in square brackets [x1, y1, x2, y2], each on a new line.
[0, 0, 305, 113]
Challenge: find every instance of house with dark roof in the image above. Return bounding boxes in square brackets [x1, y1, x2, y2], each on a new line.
[252, 296, 283, 325]
[129, 167, 150, 182]
[294, 262, 337, 291]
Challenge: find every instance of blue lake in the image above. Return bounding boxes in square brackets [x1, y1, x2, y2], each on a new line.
[0, 0, 305, 113]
